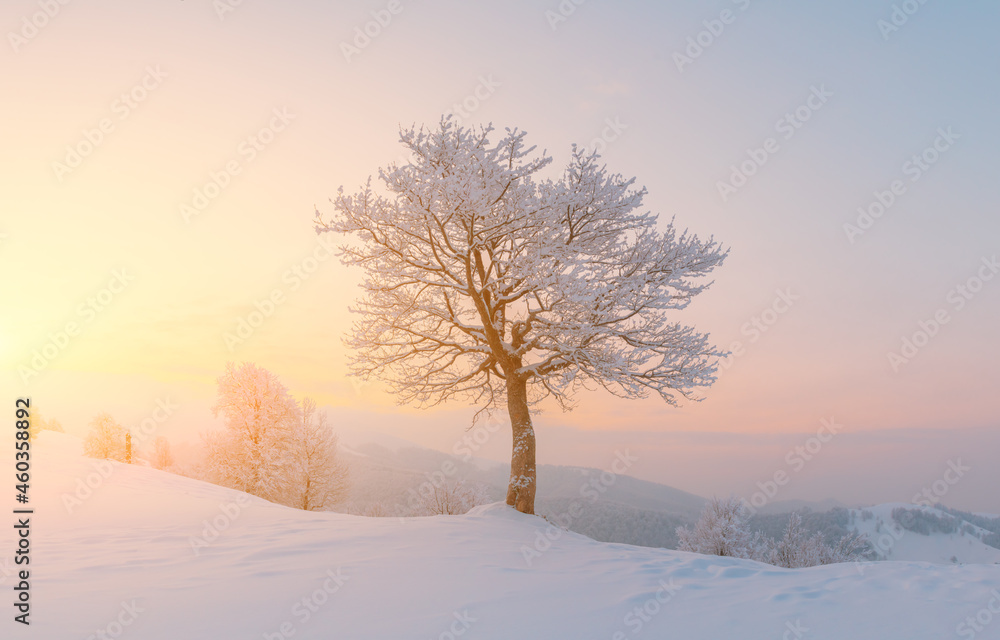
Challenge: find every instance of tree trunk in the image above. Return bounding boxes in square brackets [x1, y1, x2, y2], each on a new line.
[504, 375, 536, 514]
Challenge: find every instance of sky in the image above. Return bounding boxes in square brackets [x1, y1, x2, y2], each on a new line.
[3, 0, 998, 511]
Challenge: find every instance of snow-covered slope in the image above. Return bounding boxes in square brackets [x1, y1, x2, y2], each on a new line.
[5, 433, 998, 639]
[849, 503, 1000, 565]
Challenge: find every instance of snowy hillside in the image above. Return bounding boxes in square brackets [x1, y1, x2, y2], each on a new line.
[5, 433, 998, 639]
[849, 503, 1000, 565]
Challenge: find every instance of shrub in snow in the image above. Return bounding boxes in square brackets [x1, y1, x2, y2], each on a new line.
[83, 412, 128, 462]
[676, 497, 763, 559]
[765, 513, 868, 568]
[361, 501, 394, 518]
[28, 413, 64, 440]
[678, 498, 868, 567]
[411, 479, 490, 516]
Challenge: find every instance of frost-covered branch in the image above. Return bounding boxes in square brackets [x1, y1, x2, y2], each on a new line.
[315, 120, 727, 413]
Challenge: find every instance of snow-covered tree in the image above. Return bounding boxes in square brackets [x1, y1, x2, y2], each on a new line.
[151, 436, 174, 471]
[767, 512, 819, 568]
[205, 362, 300, 504]
[28, 413, 64, 440]
[83, 413, 128, 462]
[821, 529, 869, 565]
[677, 496, 761, 558]
[765, 512, 868, 567]
[315, 119, 727, 514]
[412, 479, 490, 516]
[679, 503, 869, 567]
[289, 397, 349, 511]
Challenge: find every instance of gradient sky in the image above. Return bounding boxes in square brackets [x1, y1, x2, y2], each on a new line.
[3, 0, 998, 511]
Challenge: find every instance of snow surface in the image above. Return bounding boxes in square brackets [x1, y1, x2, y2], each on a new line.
[5, 432, 998, 639]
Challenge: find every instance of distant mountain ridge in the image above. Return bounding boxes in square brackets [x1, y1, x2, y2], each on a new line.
[335, 444, 1000, 564]
[338, 443, 707, 517]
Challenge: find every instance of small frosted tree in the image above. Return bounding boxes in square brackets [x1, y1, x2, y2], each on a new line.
[413, 479, 490, 516]
[768, 512, 818, 568]
[316, 119, 727, 514]
[290, 398, 349, 511]
[29, 413, 64, 440]
[362, 501, 390, 518]
[677, 496, 759, 558]
[83, 413, 127, 462]
[766, 513, 869, 567]
[151, 436, 174, 471]
[679, 503, 869, 567]
[823, 531, 869, 564]
[205, 362, 300, 504]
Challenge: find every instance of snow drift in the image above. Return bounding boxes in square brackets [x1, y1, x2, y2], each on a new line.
[4, 432, 998, 639]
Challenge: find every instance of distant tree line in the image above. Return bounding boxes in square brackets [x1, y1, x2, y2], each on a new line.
[936, 506, 1000, 550]
[890, 507, 960, 535]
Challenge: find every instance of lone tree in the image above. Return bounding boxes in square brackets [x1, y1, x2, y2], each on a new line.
[316, 120, 727, 514]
